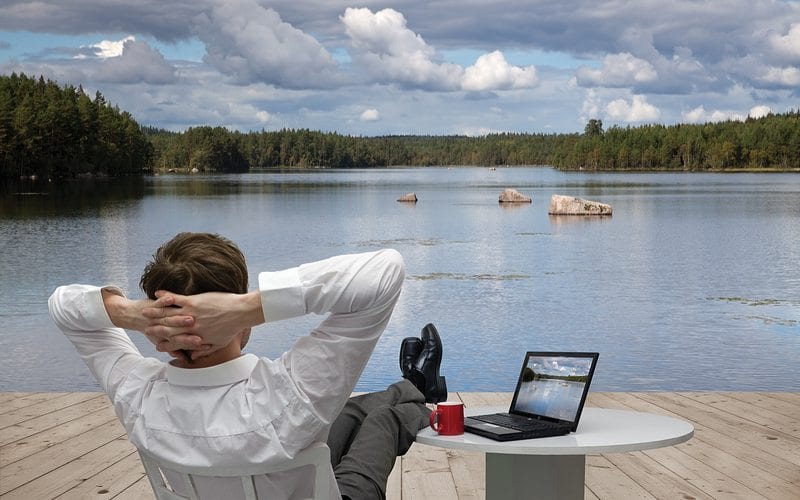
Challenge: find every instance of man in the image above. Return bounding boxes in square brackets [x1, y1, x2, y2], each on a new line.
[49, 232, 446, 499]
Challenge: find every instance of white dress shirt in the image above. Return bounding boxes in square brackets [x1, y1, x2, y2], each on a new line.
[49, 249, 405, 500]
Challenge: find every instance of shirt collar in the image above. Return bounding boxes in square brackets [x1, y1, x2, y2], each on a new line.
[166, 353, 259, 387]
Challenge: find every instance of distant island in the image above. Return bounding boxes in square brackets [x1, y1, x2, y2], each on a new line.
[2, 73, 798, 181]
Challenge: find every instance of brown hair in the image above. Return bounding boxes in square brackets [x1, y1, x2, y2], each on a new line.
[140, 232, 250, 352]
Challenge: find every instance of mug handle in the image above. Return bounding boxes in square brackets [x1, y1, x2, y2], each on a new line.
[429, 408, 442, 431]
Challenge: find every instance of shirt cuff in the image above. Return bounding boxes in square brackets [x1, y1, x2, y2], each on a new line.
[88, 286, 120, 329]
[258, 267, 305, 322]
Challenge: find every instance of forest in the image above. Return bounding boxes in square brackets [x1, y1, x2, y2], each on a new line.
[148, 112, 799, 172]
[2, 74, 799, 179]
[0, 73, 153, 180]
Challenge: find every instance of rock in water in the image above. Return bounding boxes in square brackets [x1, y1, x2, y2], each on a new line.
[498, 188, 532, 203]
[548, 194, 612, 215]
[397, 192, 418, 202]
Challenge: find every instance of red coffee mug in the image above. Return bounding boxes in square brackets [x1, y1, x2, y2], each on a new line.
[429, 401, 464, 435]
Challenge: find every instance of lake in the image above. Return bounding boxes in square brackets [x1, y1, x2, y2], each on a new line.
[1, 167, 798, 393]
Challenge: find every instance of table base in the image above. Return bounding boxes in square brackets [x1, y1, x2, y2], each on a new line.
[486, 453, 585, 500]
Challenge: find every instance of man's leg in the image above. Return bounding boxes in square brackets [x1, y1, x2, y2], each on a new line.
[328, 379, 431, 499]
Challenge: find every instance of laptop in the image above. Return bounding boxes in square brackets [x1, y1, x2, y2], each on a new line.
[464, 351, 599, 441]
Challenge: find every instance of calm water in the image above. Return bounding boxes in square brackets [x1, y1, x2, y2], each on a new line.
[1, 167, 799, 393]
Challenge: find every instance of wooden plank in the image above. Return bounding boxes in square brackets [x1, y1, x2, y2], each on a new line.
[386, 456, 401, 500]
[588, 392, 631, 410]
[585, 454, 654, 499]
[0, 392, 38, 408]
[600, 450, 711, 500]
[0, 418, 126, 495]
[0, 393, 101, 429]
[620, 446, 766, 499]
[584, 486, 600, 500]
[111, 475, 155, 500]
[763, 392, 800, 405]
[4, 435, 134, 499]
[445, 449, 484, 500]
[55, 451, 145, 499]
[687, 392, 800, 436]
[0, 395, 113, 448]
[0, 392, 71, 415]
[722, 392, 800, 417]
[402, 442, 459, 500]
[635, 392, 800, 466]
[724, 392, 800, 419]
[605, 393, 800, 494]
[1, 405, 119, 466]
[649, 433, 800, 500]
[456, 392, 510, 409]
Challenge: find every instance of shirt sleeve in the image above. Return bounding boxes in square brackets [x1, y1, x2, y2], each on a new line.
[48, 284, 144, 399]
[258, 249, 405, 425]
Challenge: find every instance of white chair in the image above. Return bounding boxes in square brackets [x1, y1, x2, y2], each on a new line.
[137, 442, 331, 500]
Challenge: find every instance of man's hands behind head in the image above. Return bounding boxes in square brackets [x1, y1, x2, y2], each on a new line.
[142, 290, 265, 360]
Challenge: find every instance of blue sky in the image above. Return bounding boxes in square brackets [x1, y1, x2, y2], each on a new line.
[1, 0, 798, 135]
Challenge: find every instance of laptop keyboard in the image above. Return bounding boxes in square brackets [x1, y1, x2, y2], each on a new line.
[471, 413, 561, 432]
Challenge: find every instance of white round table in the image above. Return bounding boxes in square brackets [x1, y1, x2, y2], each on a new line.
[416, 406, 694, 500]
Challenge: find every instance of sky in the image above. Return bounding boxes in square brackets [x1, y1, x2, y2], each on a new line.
[1, 0, 798, 136]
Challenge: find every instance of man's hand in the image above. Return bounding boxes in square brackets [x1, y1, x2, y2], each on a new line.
[142, 290, 265, 359]
[101, 288, 206, 353]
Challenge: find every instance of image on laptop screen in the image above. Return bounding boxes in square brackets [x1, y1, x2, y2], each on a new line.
[511, 353, 596, 422]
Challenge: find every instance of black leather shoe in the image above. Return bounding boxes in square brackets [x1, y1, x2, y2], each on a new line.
[410, 323, 448, 403]
[400, 337, 422, 379]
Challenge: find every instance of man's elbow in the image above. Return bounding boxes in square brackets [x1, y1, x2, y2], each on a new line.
[377, 248, 405, 299]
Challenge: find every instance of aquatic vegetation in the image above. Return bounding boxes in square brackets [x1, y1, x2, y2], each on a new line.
[408, 272, 529, 281]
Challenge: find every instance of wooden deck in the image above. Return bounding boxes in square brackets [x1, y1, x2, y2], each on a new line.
[1, 391, 798, 499]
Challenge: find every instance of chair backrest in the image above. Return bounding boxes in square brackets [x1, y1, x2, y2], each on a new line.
[137, 442, 331, 500]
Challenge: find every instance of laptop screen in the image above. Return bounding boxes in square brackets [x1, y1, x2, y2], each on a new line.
[509, 352, 599, 425]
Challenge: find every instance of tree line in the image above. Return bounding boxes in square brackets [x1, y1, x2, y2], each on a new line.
[2, 74, 798, 180]
[149, 112, 799, 172]
[559, 115, 800, 171]
[146, 126, 573, 172]
[0, 73, 153, 180]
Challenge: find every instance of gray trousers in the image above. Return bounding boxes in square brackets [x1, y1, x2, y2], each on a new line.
[328, 379, 431, 500]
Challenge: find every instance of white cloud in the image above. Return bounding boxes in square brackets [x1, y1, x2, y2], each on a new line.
[579, 89, 601, 124]
[768, 23, 800, 60]
[682, 105, 746, 123]
[757, 66, 800, 87]
[605, 95, 661, 122]
[95, 39, 176, 84]
[459, 126, 501, 137]
[78, 35, 136, 59]
[360, 108, 380, 121]
[575, 52, 657, 87]
[749, 105, 772, 119]
[342, 8, 537, 92]
[682, 105, 709, 123]
[256, 110, 270, 123]
[342, 7, 462, 90]
[461, 51, 538, 91]
[192, 0, 337, 88]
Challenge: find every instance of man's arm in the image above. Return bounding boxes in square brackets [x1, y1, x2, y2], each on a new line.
[142, 249, 406, 421]
[49, 285, 146, 396]
[275, 249, 406, 423]
[144, 249, 404, 351]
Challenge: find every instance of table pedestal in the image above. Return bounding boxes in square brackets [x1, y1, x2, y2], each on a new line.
[486, 453, 585, 500]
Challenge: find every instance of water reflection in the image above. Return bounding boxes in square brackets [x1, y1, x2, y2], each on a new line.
[548, 215, 613, 225]
[0, 177, 145, 218]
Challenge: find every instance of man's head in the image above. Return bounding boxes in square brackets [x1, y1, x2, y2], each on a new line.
[140, 232, 251, 352]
